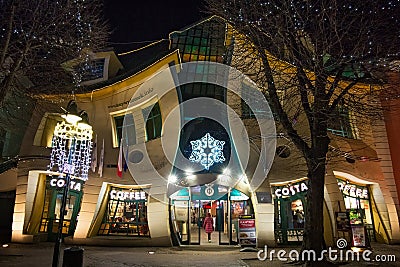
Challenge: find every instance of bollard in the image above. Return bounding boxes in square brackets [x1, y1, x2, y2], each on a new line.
[62, 247, 84, 267]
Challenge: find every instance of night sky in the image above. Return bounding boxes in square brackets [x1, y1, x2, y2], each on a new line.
[103, 0, 205, 51]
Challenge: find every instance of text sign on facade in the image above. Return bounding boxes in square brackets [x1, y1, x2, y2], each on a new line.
[238, 215, 256, 247]
[110, 189, 146, 201]
[274, 182, 308, 198]
[50, 178, 81, 192]
[337, 180, 368, 199]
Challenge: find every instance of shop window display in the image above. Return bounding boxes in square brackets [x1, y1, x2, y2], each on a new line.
[39, 176, 83, 241]
[98, 188, 149, 237]
[272, 180, 307, 245]
[337, 179, 375, 241]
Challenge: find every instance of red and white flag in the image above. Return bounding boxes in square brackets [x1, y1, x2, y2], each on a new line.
[117, 140, 123, 178]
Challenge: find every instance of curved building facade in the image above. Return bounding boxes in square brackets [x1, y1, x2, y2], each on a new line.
[7, 16, 400, 248]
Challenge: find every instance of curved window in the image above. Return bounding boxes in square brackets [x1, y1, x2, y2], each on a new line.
[142, 102, 162, 141]
[113, 113, 136, 147]
[98, 187, 149, 237]
[328, 105, 357, 139]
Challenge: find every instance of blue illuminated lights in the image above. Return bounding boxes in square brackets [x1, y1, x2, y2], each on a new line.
[189, 133, 225, 170]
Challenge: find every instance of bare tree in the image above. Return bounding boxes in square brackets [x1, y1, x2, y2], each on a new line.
[0, 0, 109, 107]
[205, 0, 400, 265]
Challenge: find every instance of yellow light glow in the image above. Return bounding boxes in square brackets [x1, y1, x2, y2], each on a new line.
[62, 114, 82, 125]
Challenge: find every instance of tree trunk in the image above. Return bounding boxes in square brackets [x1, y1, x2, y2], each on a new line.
[301, 131, 330, 266]
[302, 157, 326, 266]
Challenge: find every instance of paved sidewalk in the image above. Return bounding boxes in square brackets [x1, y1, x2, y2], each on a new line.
[0, 242, 399, 266]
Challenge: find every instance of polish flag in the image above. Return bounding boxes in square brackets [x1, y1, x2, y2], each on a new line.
[117, 140, 123, 178]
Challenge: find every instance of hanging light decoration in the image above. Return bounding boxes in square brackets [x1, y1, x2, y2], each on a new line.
[189, 133, 225, 170]
[47, 100, 93, 181]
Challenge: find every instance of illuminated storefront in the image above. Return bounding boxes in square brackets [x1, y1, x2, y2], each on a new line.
[337, 178, 375, 241]
[8, 16, 400, 248]
[272, 179, 308, 245]
[38, 176, 84, 241]
[169, 185, 251, 245]
[98, 187, 149, 237]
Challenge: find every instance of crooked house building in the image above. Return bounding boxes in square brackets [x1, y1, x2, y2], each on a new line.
[2, 16, 400, 247]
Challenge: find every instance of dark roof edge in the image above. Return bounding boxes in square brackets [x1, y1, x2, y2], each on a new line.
[87, 49, 181, 93]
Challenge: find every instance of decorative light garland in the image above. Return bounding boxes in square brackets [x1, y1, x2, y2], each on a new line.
[48, 120, 93, 181]
[189, 133, 225, 170]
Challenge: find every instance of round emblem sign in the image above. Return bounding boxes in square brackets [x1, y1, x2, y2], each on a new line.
[205, 184, 214, 197]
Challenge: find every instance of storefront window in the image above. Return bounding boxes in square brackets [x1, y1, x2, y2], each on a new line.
[39, 176, 83, 240]
[337, 179, 372, 225]
[98, 187, 149, 237]
[272, 180, 308, 245]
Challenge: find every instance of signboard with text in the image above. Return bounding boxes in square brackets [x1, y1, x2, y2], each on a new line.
[351, 226, 370, 248]
[335, 211, 351, 232]
[238, 215, 256, 247]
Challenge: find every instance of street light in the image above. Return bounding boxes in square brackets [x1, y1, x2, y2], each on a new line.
[48, 100, 93, 267]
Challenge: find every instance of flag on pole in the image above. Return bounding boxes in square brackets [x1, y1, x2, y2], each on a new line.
[124, 148, 128, 173]
[98, 138, 104, 178]
[117, 139, 123, 178]
[91, 134, 98, 172]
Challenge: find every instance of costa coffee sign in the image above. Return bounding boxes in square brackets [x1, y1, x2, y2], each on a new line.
[49, 178, 82, 192]
[274, 182, 308, 198]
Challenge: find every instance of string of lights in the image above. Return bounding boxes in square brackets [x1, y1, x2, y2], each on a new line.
[47, 120, 93, 181]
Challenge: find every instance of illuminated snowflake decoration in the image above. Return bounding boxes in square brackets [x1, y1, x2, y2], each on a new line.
[189, 133, 225, 170]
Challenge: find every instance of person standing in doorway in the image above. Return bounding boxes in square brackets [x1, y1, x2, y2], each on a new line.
[203, 213, 214, 242]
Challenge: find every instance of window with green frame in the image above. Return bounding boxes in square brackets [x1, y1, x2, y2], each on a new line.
[327, 105, 356, 139]
[142, 102, 162, 141]
[113, 113, 136, 146]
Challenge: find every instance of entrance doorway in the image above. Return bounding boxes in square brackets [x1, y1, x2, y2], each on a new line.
[274, 196, 305, 245]
[170, 185, 251, 246]
[189, 199, 230, 245]
[39, 183, 82, 241]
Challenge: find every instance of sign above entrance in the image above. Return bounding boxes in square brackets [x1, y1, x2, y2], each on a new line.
[170, 185, 249, 201]
[191, 184, 228, 200]
[337, 179, 368, 199]
[110, 189, 146, 201]
[204, 184, 214, 196]
[273, 181, 308, 199]
[49, 177, 82, 192]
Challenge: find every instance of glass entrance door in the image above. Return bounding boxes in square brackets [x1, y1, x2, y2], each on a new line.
[190, 200, 201, 244]
[40, 188, 82, 241]
[189, 199, 235, 245]
[170, 186, 251, 246]
[274, 196, 305, 245]
[217, 200, 229, 244]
